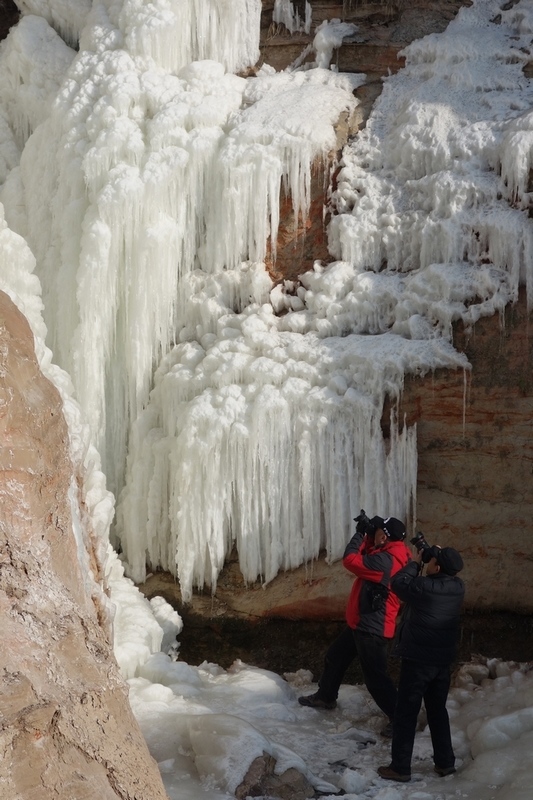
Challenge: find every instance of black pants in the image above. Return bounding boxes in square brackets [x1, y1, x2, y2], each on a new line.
[391, 658, 455, 776]
[317, 625, 397, 720]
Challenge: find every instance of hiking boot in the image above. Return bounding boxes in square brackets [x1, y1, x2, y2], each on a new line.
[377, 765, 411, 783]
[298, 692, 337, 710]
[380, 721, 393, 738]
[434, 765, 456, 777]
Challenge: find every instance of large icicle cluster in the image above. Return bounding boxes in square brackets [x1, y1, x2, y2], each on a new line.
[118, 291, 464, 596]
[328, 0, 533, 317]
[0, 1, 359, 498]
[116, 0, 262, 74]
[273, 0, 312, 35]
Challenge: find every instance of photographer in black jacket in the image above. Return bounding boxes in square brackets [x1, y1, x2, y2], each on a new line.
[378, 545, 465, 783]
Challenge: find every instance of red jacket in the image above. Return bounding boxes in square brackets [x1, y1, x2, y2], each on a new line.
[342, 533, 411, 638]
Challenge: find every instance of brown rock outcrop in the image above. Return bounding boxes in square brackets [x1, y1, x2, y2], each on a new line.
[398, 290, 533, 612]
[0, 292, 168, 800]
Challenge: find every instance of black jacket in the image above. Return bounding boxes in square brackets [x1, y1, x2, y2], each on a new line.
[391, 560, 465, 666]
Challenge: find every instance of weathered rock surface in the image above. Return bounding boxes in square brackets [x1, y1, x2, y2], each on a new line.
[0, 292, 168, 800]
[399, 290, 533, 612]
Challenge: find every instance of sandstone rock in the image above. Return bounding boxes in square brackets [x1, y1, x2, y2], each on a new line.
[235, 752, 315, 800]
[397, 289, 533, 613]
[0, 292, 168, 800]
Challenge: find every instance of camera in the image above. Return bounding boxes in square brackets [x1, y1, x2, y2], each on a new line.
[354, 509, 377, 537]
[410, 531, 439, 564]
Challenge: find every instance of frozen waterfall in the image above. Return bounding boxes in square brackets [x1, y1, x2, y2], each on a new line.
[1, 0, 532, 601]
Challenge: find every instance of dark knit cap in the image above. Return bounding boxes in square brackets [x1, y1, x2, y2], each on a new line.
[437, 547, 464, 576]
[383, 517, 407, 541]
[371, 516, 406, 541]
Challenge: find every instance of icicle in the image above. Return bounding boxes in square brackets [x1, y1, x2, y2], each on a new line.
[116, 307, 466, 597]
[117, 0, 262, 74]
[15, 0, 92, 48]
[313, 20, 358, 70]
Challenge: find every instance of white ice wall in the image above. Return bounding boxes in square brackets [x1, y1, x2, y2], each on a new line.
[1, 0, 358, 501]
[1, 0, 532, 600]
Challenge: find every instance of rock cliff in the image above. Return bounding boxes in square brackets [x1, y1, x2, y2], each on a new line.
[0, 292, 168, 800]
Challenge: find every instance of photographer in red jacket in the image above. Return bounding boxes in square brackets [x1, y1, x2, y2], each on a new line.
[299, 513, 411, 736]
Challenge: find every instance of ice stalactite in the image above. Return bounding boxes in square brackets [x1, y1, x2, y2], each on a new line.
[0, 15, 75, 150]
[14, 0, 93, 48]
[118, 327, 425, 599]
[313, 20, 358, 70]
[116, 0, 262, 74]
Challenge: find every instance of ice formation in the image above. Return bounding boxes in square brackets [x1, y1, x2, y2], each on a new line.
[273, 0, 312, 35]
[0, 197, 183, 688]
[15, 0, 92, 48]
[1, 0, 532, 604]
[0, 3, 360, 509]
[118, 0, 533, 597]
[313, 20, 358, 71]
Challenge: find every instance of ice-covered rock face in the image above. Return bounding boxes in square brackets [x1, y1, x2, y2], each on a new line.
[118, 0, 533, 598]
[1, 0, 533, 604]
[0, 0, 360, 505]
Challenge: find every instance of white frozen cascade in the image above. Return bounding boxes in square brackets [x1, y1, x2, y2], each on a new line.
[1, 0, 532, 607]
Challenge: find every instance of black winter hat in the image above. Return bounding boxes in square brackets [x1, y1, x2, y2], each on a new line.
[383, 517, 406, 541]
[437, 547, 463, 576]
[371, 516, 406, 541]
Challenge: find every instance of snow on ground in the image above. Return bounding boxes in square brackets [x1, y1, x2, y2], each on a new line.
[117, 581, 533, 800]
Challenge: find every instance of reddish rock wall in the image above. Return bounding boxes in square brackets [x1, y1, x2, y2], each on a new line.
[0, 292, 168, 800]
[398, 291, 533, 612]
